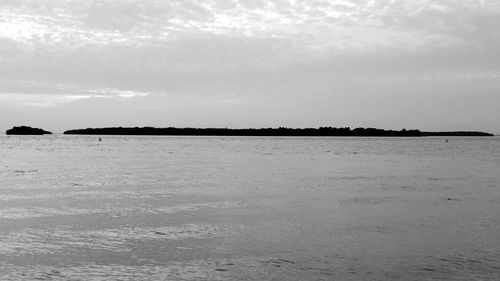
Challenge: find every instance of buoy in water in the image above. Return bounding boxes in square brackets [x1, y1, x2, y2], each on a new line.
[99, 138, 102, 142]
[445, 139, 448, 143]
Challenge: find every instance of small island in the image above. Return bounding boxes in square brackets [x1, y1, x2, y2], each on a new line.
[6, 126, 52, 135]
[63, 127, 494, 137]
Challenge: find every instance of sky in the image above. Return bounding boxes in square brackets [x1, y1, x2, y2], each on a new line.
[1, 0, 499, 133]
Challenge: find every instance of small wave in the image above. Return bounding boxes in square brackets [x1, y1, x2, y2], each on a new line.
[13, 169, 38, 174]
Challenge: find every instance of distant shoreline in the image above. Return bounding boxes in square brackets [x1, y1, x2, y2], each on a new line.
[5, 126, 52, 135]
[62, 127, 494, 137]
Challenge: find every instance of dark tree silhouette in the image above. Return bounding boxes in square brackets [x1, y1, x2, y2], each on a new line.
[6, 126, 52, 135]
[63, 127, 493, 137]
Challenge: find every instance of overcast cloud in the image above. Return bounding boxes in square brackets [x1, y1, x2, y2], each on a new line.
[1, 0, 499, 133]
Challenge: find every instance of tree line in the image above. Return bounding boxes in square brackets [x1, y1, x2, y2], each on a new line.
[62, 127, 494, 137]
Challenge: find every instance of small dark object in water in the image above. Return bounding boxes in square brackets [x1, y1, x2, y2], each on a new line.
[445, 139, 449, 143]
[98, 137, 102, 141]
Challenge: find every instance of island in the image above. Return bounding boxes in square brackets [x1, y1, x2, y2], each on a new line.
[6, 126, 52, 135]
[63, 127, 494, 137]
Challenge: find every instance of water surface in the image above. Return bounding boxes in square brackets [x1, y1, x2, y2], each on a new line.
[1, 135, 499, 280]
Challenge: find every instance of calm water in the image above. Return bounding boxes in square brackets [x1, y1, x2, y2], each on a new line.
[0, 135, 499, 280]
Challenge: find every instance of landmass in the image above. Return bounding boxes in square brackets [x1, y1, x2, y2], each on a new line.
[63, 127, 494, 137]
[6, 126, 52, 135]
[422, 131, 495, 137]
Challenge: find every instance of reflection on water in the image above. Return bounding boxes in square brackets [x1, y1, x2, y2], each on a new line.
[1, 135, 499, 280]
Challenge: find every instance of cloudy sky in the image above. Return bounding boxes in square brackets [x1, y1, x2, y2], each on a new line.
[1, 0, 499, 133]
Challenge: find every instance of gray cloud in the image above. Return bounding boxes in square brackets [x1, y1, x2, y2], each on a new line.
[1, 0, 499, 133]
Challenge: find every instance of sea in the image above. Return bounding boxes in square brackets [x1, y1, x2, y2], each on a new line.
[0, 135, 499, 280]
